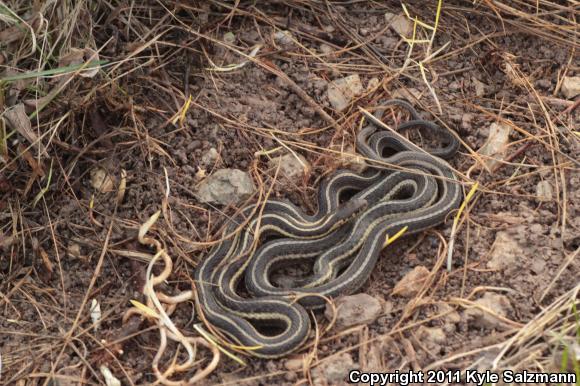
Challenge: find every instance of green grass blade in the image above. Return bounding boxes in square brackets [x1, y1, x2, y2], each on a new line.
[0, 60, 108, 82]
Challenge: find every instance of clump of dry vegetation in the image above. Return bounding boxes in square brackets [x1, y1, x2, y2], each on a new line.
[1, 1, 578, 384]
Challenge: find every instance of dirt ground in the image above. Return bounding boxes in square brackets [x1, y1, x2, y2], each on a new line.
[1, 1, 579, 385]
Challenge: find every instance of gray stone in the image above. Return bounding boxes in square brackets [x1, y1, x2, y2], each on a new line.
[536, 180, 553, 202]
[391, 87, 421, 101]
[415, 326, 446, 351]
[320, 44, 334, 55]
[478, 122, 511, 169]
[464, 292, 513, 330]
[561, 76, 580, 99]
[325, 293, 382, 328]
[366, 77, 380, 91]
[327, 75, 363, 111]
[273, 30, 293, 45]
[486, 231, 522, 271]
[385, 13, 413, 37]
[201, 147, 219, 166]
[392, 266, 430, 297]
[284, 357, 304, 371]
[195, 168, 255, 205]
[312, 353, 355, 385]
[472, 77, 486, 97]
[268, 153, 310, 180]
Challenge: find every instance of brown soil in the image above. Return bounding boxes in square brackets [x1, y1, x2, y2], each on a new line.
[1, 1, 578, 385]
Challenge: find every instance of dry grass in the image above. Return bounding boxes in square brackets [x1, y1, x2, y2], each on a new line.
[1, 0, 578, 384]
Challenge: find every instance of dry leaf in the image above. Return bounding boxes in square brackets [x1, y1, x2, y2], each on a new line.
[0, 13, 40, 45]
[59, 47, 101, 78]
[4, 103, 47, 156]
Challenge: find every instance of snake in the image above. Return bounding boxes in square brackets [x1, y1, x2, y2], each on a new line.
[193, 99, 462, 358]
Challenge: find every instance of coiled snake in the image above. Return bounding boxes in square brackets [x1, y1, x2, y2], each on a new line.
[194, 99, 462, 358]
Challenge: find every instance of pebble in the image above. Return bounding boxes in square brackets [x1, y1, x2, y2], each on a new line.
[201, 147, 219, 166]
[67, 243, 83, 260]
[90, 167, 115, 193]
[486, 231, 522, 271]
[194, 168, 255, 205]
[461, 113, 473, 131]
[325, 293, 383, 328]
[319, 43, 334, 56]
[478, 122, 511, 169]
[268, 152, 310, 180]
[284, 357, 304, 371]
[561, 76, 580, 99]
[327, 74, 363, 111]
[435, 303, 462, 334]
[312, 353, 355, 385]
[436, 303, 461, 324]
[273, 30, 294, 45]
[415, 326, 446, 351]
[463, 292, 513, 330]
[385, 12, 413, 37]
[187, 139, 202, 151]
[472, 77, 486, 97]
[391, 87, 421, 101]
[392, 266, 430, 297]
[535, 78, 552, 89]
[536, 180, 553, 202]
[366, 77, 380, 91]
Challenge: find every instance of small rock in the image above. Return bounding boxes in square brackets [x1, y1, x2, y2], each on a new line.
[67, 243, 82, 260]
[472, 77, 486, 97]
[382, 300, 394, 315]
[530, 258, 546, 274]
[486, 231, 522, 271]
[194, 168, 255, 205]
[367, 77, 380, 91]
[391, 87, 421, 101]
[461, 113, 473, 131]
[325, 293, 382, 329]
[320, 43, 334, 55]
[415, 326, 446, 350]
[448, 81, 462, 91]
[284, 357, 304, 371]
[327, 74, 364, 111]
[312, 353, 355, 386]
[365, 342, 383, 371]
[529, 223, 544, 234]
[436, 303, 461, 324]
[478, 122, 511, 169]
[385, 13, 413, 37]
[392, 266, 430, 297]
[201, 147, 219, 166]
[561, 76, 580, 99]
[377, 36, 399, 49]
[535, 79, 551, 89]
[536, 180, 553, 202]
[268, 153, 310, 180]
[273, 30, 293, 45]
[90, 167, 115, 193]
[464, 292, 513, 330]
